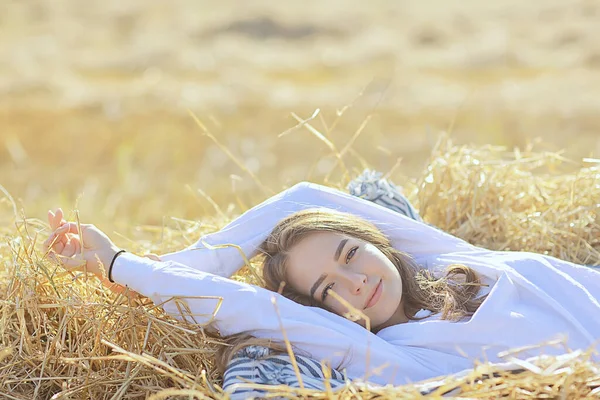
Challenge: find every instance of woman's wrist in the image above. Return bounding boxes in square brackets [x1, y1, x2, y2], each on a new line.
[107, 249, 127, 283]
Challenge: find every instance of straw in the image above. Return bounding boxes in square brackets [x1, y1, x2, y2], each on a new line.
[416, 134, 599, 266]
[1, 133, 598, 399]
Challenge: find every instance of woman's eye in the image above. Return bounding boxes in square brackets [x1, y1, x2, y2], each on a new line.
[345, 246, 358, 263]
[322, 282, 335, 301]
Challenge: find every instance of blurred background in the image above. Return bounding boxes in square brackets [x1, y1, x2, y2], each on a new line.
[1, 0, 599, 234]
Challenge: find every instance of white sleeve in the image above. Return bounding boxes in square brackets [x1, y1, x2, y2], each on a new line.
[158, 182, 475, 277]
[111, 252, 442, 385]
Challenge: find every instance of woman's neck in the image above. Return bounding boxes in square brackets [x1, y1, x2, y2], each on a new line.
[373, 301, 409, 332]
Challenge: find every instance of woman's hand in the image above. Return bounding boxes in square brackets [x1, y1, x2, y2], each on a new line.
[44, 219, 120, 278]
[46, 208, 81, 258]
[44, 209, 153, 299]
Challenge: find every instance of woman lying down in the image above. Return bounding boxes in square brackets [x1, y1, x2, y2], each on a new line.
[43, 177, 600, 397]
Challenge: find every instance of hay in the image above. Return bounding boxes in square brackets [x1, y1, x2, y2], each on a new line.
[0, 219, 226, 399]
[1, 137, 599, 399]
[417, 135, 600, 266]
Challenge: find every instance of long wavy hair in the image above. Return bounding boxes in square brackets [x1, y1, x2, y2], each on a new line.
[215, 208, 487, 373]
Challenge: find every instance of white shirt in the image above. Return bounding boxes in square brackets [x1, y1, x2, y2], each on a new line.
[112, 182, 600, 385]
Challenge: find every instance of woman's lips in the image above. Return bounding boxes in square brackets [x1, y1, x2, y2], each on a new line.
[365, 279, 382, 309]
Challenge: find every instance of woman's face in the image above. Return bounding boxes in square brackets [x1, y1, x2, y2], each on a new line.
[285, 232, 407, 330]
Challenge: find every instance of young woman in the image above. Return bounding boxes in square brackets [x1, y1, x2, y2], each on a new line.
[43, 181, 600, 390]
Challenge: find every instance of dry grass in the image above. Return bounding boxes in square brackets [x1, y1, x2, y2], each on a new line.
[417, 136, 600, 265]
[0, 129, 598, 399]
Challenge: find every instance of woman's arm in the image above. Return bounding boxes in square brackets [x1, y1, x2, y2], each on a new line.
[159, 182, 475, 277]
[43, 190, 476, 385]
[43, 219, 451, 385]
[110, 251, 448, 386]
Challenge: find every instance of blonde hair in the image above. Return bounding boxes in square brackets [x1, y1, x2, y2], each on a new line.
[216, 208, 486, 373]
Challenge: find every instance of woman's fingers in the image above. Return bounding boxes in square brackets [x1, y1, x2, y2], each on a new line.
[63, 239, 79, 258]
[45, 226, 69, 250]
[43, 234, 52, 252]
[53, 222, 82, 236]
[48, 210, 55, 229]
[45, 222, 80, 256]
[44, 234, 65, 254]
[48, 209, 69, 248]
[54, 241, 65, 254]
[48, 208, 64, 230]
[54, 208, 64, 229]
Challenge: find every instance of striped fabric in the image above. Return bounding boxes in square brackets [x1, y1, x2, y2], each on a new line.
[223, 171, 421, 399]
[346, 170, 422, 222]
[223, 346, 348, 399]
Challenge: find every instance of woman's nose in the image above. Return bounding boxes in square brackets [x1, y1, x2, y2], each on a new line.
[345, 273, 367, 295]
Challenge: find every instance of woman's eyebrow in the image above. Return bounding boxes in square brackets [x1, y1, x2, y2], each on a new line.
[310, 273, 327, 299]
[334, 238, 349, 261]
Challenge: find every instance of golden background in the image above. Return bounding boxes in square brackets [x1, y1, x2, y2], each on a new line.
[1, 0, 599, 237]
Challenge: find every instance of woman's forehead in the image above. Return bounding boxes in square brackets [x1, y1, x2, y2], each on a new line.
[288, 232, 347, 265]
[294, 231, 346, 250]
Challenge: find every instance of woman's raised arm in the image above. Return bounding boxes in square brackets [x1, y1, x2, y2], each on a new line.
[110, 251, 467, 386]
[43, 213, 472, 386]
[159, 182, 475, 277]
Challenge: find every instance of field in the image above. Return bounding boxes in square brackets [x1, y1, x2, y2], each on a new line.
[1, 0, 599, 398]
